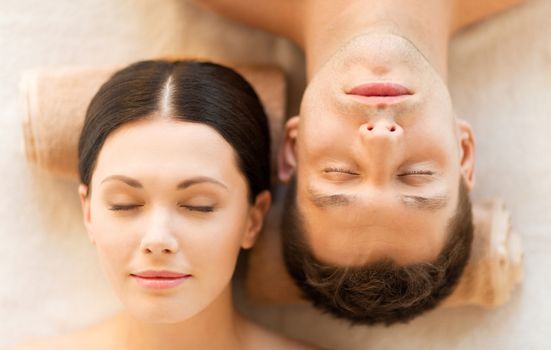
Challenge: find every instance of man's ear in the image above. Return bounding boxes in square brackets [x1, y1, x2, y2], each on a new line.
[457, 119, 476, 191]
[78, 184, 95, 244]
[241, 191, 271, 249]
[277, 116, 299, 183]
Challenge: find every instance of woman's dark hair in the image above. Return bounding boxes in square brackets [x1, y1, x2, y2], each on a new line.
[78, 60, 271, 202]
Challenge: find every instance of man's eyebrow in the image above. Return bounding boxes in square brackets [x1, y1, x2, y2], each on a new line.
[307, 186, 355, 208]
[100, 175, 227, 190]
[307, 186, 448, 211]
[400, 194, 449, 211]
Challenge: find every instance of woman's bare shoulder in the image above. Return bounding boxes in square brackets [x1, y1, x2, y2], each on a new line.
[11, 334, 79, 350]
[10, 319, 115, 350]
[241, 318, 322, 350]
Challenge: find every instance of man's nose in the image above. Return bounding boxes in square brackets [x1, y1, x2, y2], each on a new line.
[358, 120, 403, 183]
[359, 120, 403, 140]
[140, 208, 179, 255]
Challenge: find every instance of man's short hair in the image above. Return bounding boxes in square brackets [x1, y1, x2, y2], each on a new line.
[281, 178, 474, 326]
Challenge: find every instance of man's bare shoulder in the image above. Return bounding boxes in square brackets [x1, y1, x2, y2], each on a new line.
[241, 318, 323, 350]
[192, 0, 304, 43]
[452, 0, 526, 33]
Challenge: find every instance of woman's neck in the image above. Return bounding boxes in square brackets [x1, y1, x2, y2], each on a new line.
[111, 286, 244, 350]
[301, 0, 453, 81]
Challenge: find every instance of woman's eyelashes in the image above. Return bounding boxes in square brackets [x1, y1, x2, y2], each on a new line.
[109, 204, 143, 211]
[107, 204, 215, 213]
[179, 205, 215, 213]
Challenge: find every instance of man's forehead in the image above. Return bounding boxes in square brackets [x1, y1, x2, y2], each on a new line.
[298, 184, 454, 262]
[303, 211, 450, 266]
[303, 214, 445, 266]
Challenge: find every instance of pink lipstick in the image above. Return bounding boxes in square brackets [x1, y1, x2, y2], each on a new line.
[346, 82, 412, 104]
[130, 270, 192, 290]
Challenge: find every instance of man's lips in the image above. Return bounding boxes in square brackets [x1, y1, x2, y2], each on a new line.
[346, 82, 413, 104]
[348, 82, 412, 96]
[130, 270, 192, 289]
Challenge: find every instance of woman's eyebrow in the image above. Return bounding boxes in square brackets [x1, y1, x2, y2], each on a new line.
[176, 177, 228, 190]
[101, 175, 142, 188]
[100, 175, 228, 191]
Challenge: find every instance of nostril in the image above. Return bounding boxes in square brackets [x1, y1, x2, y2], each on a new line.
[389, 126, 396, 132]
[367, 126, 374, 131]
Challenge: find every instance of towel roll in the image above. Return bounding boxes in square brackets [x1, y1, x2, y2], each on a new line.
[20, 62, 286, 179]
[441, 198, 523, 307]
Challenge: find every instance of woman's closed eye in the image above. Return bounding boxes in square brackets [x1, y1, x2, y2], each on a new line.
[179, 205, 215, 213]
[109, 204, 143, 211]
[107, 203, 215, 212]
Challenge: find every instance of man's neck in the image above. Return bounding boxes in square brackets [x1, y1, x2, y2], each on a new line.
[301, 0, 453, 81]
[112, 287, 244, 350]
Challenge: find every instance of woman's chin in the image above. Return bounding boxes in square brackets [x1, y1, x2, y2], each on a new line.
[126, 303, 201, 324]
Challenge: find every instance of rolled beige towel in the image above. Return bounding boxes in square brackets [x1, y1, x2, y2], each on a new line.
[441, 198, 523, 307]
[246, 196, 523, 308]
[20, 61, 286, 179]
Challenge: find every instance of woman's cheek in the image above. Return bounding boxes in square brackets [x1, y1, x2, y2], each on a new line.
[188, 209, 247, 276]
[91, 214, 139, 283]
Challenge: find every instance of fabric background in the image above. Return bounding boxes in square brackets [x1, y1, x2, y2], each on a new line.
[1, 0, 550, 348]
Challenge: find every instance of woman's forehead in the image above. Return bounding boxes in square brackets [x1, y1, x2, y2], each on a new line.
[92, 119, 240, 182]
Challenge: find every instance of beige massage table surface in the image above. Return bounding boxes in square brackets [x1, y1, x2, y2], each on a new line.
[1, 0, 550, 348]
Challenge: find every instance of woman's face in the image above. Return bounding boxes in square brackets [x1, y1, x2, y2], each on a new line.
[79, 118, 269, 323]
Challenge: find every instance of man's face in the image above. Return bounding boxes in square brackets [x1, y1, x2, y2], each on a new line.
[280, 33, 475, 266]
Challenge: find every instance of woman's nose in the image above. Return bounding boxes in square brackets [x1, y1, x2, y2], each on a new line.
[140, 209, 179, 255]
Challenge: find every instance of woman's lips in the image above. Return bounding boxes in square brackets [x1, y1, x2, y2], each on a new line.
[346, 82, 413, 104]
[130, 270, 192, 290]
